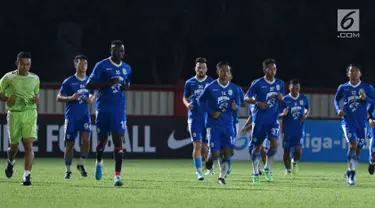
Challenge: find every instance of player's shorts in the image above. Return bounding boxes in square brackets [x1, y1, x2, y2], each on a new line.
[7, 109, 38, 144]
[250, 121, 280, 146]
[96, 111, 126, 137]
[282, 134, 304, 149]
[188, 118, 207, 143]
[341, 123, 366, 149]
[64, 113, 91, 142]
[207, 125, 234, 152]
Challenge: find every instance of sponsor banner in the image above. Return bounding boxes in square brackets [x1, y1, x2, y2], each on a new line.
[0, 116, 192, 159]
[0, 115, 369, 162]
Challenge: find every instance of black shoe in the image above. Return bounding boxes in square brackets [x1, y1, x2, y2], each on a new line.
[64, 171, 72, 179]
[22, 174, 32, 186]
[206, 158, 213, 170]
[218, 177, 226, 185]
[369, 164, 374, 175]
[77, 164, 88, 177]
[5, 161, 14, 179]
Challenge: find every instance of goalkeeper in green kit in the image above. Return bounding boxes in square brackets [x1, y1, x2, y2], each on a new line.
[0, 52, 40, 186]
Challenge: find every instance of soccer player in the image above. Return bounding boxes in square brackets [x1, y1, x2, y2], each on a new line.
[183, 57, 213, 180]
[0, 52, 40, 186]
[86, 40, 132, 186]
[244, 58, 284, 184]
[57, 55, 95, 179]
[198, 61, 242, 185]
[279, 79, 309, 176]
[334, 64, 375, 185]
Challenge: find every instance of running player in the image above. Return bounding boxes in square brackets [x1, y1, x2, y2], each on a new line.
[86, 40, 131, 186]
[244, 58, 284, 183]
[57, 55, 95, 179]
[183, 57, 213, 180]
[279, 79, 309, 175]
[334, 64, 375, 185]
[1, 52, 40, 186]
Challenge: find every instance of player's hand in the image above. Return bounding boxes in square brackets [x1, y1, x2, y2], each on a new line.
[32, 94, 39, 104]
[121, 83, 130, 91]
[300, 114, 307, 122]
[186, 102, 193, 110]
[277, 93, 283, 101]
[209, 111, 221, 118]
[110, 77, 121, 86]
[369, 118, 375, 128]
[240, 124, 252, 133]
[231, 100, 237, 111]
[256, 101, 268, 110]
[337, 110, 345, 117]
[84, 97, 93, 104]
[282, 108, 289, 116]
[360, 91, 366, 101]
[70, 93, 80, 101]
[7, 95, 15, 103]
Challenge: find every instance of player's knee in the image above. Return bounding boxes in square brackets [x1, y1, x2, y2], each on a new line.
[23, 142, 33, 152]
[349, 140, 357, 150]
[211, 151, 220, 160]
[65, 142, 74, 152]
[267, 146, 277, 157]
[9, 144, 18, 151]
[193, 141, 202, 151]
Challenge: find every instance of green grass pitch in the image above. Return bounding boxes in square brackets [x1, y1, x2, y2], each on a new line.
[1, 158, 375, 208]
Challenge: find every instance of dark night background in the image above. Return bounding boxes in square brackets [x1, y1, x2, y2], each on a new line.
[1, 0, 374, 88]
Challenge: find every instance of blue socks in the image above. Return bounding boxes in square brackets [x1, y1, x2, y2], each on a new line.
[194, 157, 203, 171]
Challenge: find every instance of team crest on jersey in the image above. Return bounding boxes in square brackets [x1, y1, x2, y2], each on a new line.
[276, 85, 280, 91]
[210, 142, 214, 147]
[97, 128, 100, 133]
[66, 134, 70, 139]
[253, 137, 257, 142]
[84, 123, 89, 129]
[359, 88, 364, 94]
[193, 132, 196, 137]
[299, 100, 304, 105]
[228, 89, 233, 96]
[122, 68, 127, 75]
[348, 133, 352, 137]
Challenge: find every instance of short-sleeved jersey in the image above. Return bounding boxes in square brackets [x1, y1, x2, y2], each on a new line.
[334, 81, 375, 128]
[183, 76, 214, 122]
[281, 93, 309, 137]
[86, 58, 131, 113]
[198, 80, 241, 127]
[59, 75, 93, 118]
[0, 70, 40, 112]
[232, 84, 244, 124]
[245, 77, 285, 124]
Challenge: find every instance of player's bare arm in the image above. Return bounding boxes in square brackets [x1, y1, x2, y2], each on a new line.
[244, 96, 267, 109]
[86, 77, 120, 90]
[56, 93, 80, 102]
[182, 96, 193, 110]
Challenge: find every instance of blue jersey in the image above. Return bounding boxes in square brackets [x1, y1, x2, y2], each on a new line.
[198, 80, 242, 127]
[59, 75, 93, 118]
[245, 77, 285, 124]
[86, 58, 131, 113]
[334, 81, 375, 128]
[281, 93, 309, 137]
[232, 84, 244, 124]
[183, 76, 214, 122]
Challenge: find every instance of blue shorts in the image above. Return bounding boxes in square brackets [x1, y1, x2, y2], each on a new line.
[64, 114, 91, 142]
[207, 125, 234, 152]
[283, 134, 304, 149]
[250, 121, 280, 146]
[341, 123, 366, 149]
[96, 111, 126, 137]
[188, 119, 208, 143]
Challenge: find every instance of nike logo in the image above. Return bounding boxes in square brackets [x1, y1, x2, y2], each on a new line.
[167, 131, 192, 149]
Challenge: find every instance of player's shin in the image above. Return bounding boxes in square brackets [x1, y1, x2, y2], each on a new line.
[218, 149, 231, 179]
[96, 138, 106, 164]
[64, 142, 74, 172]
[23, 139, 34, 177]
[283, 148, 291, 172]
[114, 146, 124, 176]
[251, 148, 261, 175]
[265, 139, 278, 170]
[80, 135, 90, 166]
[347, 148, 356, 171]
[7, 144, 18, 164]
[192, 141, 203, 172]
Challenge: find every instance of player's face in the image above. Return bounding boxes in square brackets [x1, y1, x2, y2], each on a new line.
[75, 59, 88, 73]
[264, 63, 277, 78]
[289, 83, 300, 94]
[195, 62, 207, 78]
[111, 44, 125, 61]
[16, 58, 31, 74]
[217, 65, 231, 81]
[347, 66, 361, 80]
